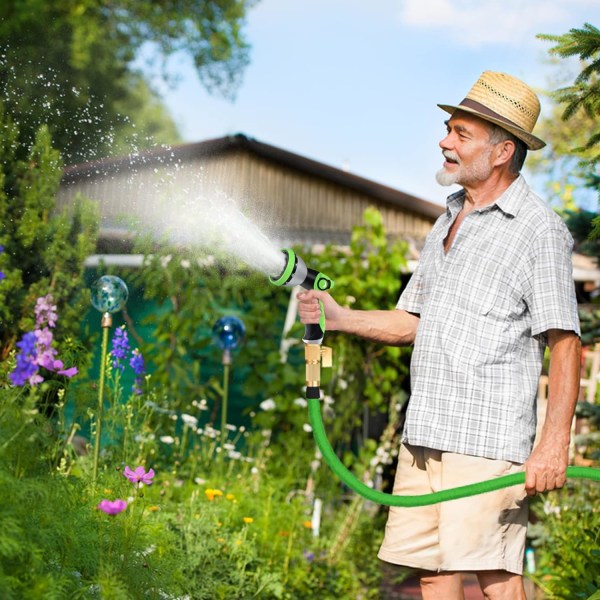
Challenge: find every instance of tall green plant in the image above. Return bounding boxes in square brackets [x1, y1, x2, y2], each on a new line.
[0, 104, 98, 377]
[248, 207, 412, 483]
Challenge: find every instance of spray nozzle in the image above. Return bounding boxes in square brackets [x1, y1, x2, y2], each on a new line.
[269, 248, 334, 345]
[269, 248, 334, 292]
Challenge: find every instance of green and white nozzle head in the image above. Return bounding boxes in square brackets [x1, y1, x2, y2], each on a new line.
[269, 248, 308, 287]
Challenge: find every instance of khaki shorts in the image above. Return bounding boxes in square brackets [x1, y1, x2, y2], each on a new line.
[377, 443, 528, 575]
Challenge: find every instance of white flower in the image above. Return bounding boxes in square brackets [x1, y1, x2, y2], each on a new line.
[251, 467, 259, 475]
[225, 424, 237, 431]
[323, 395, 334, 406]
[160, 255, 172, 268]
[338, 379, 348, 390]
[294, 397, 307, 408]
[194, 477, 206, 485]
[181, 413, 198, 427]
[180, 259, 191, 269]
[260, 398, 276, 411]
[223, 443, 236, 451]
[159, 435, 175, 444]
[303, 423, 313, 433]
[310, 460, 320, 471]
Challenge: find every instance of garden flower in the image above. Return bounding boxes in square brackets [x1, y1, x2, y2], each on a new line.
[259, 398, 276, 411]
[181, 413, 198, 427]
[34, 294, 58, 328]
[10, 295, 78, 386]
[130, 348, 145, 394]
[110, 326, 130, 371]
[205, 488, 223, 501]
[9, 332, 40, 386]
[123, 465, 155, 486]
[97, 499, 127, 515]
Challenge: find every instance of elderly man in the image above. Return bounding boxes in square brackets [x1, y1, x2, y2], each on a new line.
[297, 71, 581, 599]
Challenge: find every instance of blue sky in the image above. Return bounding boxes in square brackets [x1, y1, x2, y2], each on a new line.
[147, 0, 600, 207]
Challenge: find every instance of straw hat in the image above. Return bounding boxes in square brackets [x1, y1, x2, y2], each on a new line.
[438, 71, 545, 150]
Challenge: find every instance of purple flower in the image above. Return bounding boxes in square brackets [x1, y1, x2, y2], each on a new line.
[35, 294, 58, 328]
[97, 499, 128, 515]
[130, 349, 145, 394]
[111, 326, 130, 371]
[123, 465, 155, 486]
[9, 332, 40, 386]
[0, 272, 5, 281]
[9, 297, 78, 387]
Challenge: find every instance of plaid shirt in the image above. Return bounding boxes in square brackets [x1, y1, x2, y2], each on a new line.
[398, 176, 580, 463]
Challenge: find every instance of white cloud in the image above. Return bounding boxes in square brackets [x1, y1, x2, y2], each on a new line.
[399, 0, 592, 47]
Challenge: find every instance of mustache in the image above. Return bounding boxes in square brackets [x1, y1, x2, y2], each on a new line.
[442, 150, 460, 164]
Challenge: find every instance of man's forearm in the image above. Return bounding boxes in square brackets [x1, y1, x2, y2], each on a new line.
[338, 308, 419, 346]
[540, 330, 582, 446]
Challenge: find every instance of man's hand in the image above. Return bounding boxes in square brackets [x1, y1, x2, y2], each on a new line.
[297, 290, 345, 331]
[524, 441, 569, 495]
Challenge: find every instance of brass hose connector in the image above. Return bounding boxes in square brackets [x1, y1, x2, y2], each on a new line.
[305, 344, 332, 390]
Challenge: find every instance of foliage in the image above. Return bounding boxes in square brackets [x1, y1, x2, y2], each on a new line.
[0, 0, 257, 163]
[0, 315, 395, 599]
[529, 482, 600, 600]
[0, 106, 98, 377]
[248, 207, 412, 484]
[579, 307, 600, 346]
[538, 23, 600, 158]
[537, 22, 600, 238]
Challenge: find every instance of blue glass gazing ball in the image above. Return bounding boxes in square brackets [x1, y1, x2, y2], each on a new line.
[212, 316, 245, 351]
[90, 275, 129, 314]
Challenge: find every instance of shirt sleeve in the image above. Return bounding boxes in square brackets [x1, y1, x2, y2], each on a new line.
[397, 259, 425, 314]
[521, 225, 580, 337]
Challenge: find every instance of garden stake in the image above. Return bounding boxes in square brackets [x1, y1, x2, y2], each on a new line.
[212, 316, 245, 460]
[92, 313, 111, 485]
[270, 248, 600, 506]
[90, 275, 129, 486]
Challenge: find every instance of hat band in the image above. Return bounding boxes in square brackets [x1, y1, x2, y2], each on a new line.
[458, 98, 527, 133]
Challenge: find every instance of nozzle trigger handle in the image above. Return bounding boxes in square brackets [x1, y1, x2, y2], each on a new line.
[303, 305, 325, 344]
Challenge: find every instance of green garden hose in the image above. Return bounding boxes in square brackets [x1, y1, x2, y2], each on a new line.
[308, 397, 600, 506]
[268, 250, 600, 506]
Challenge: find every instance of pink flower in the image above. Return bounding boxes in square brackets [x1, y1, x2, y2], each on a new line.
[123, 465, 155, 486]
[97, 499, 127, 515]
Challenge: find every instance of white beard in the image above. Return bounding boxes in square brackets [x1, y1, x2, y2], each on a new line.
[435, 168, 459, 186]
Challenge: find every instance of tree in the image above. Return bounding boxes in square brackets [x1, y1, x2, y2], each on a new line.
[0, 0, 257, 164]
[537, 22, 600, 239]
[0, 103, 98, 370]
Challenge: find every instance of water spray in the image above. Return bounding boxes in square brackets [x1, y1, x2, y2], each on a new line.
[269, 249, 600, 506]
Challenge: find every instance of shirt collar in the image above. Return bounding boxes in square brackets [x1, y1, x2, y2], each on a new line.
[444, 175, 527, 218]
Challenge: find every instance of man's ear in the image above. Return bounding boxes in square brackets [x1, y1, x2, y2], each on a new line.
[494, 139, 516, 167]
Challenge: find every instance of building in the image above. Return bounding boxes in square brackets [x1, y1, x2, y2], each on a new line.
[57, 133, 444, 268]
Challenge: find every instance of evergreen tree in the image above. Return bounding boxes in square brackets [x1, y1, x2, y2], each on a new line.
[538, 23, 600, 238]
[0, 103, 98, 368]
